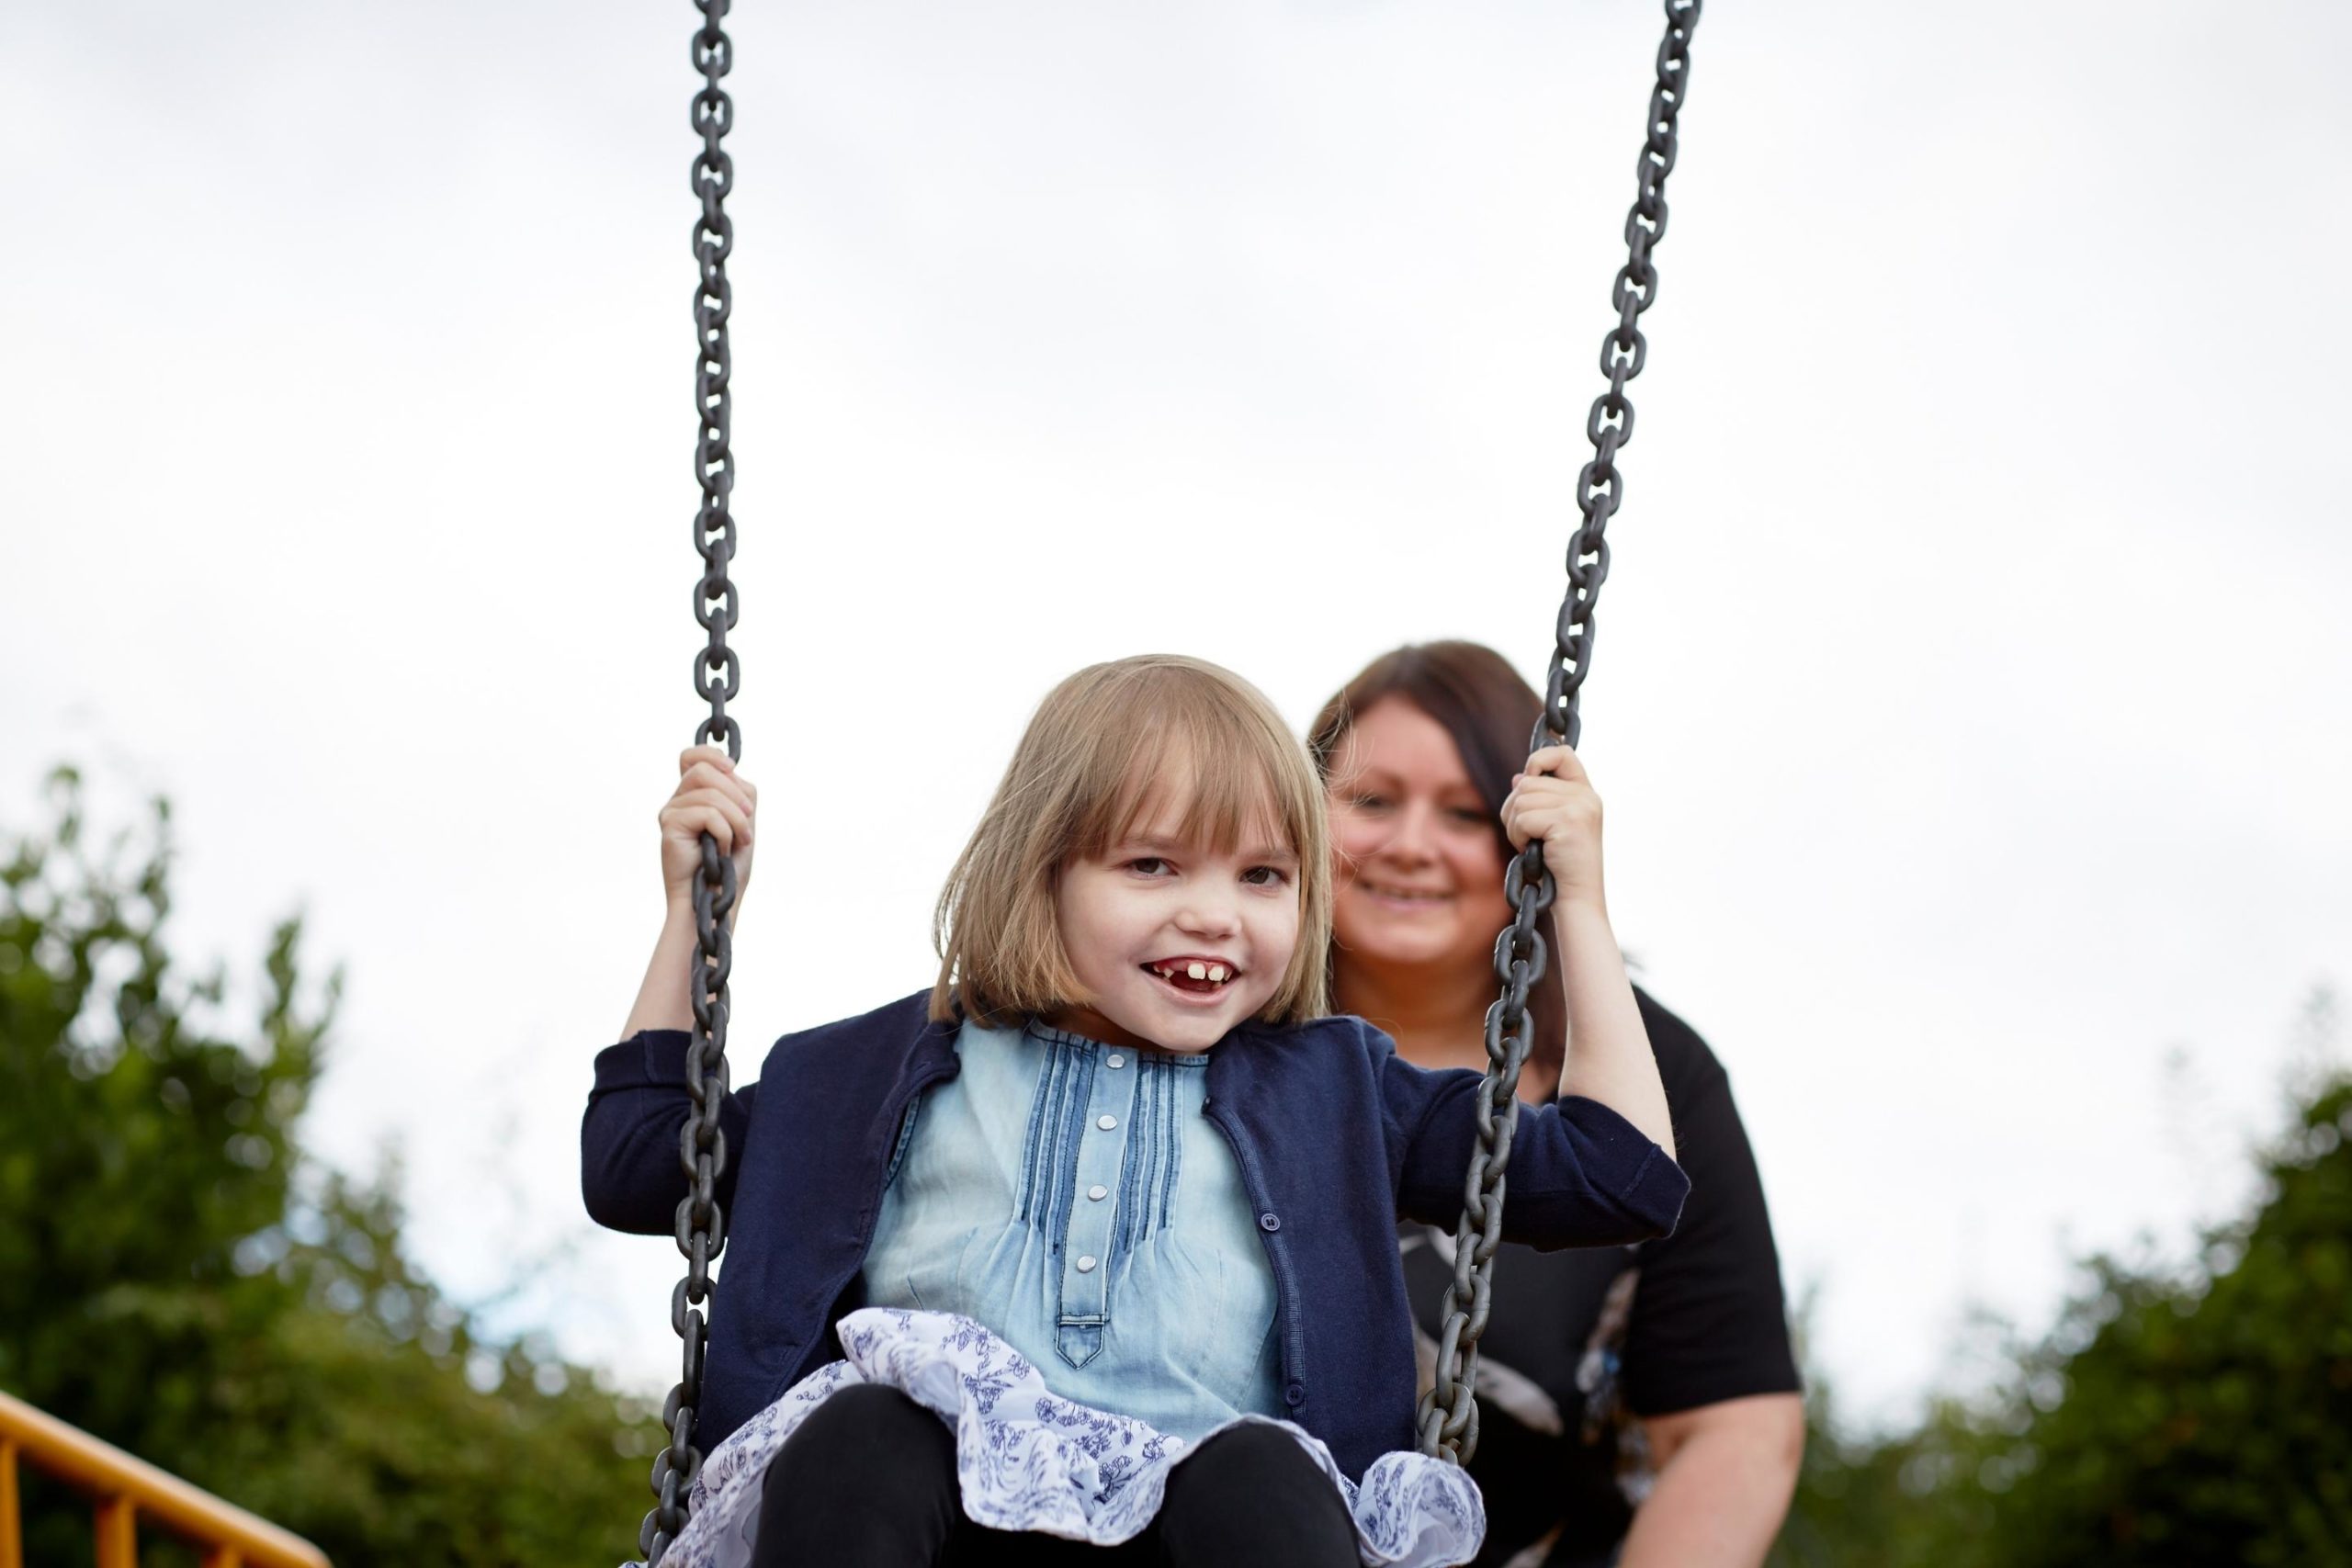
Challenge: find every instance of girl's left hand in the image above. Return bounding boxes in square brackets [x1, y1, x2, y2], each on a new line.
[1502, 745, 1607, 916]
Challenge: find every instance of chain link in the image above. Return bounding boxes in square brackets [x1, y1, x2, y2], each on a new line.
[1418, 0, 1701, 1467]
[641, 3, 740, 1562]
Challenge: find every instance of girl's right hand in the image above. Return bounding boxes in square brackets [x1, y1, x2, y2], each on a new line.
[659, 745, 758, 914]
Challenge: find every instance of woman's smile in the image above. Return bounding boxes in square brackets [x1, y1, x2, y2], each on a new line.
[1354, 878, 1453, 910]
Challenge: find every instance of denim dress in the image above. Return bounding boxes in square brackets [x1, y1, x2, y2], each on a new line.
[861, 1020, 1282, 1438]
[661, 1018, 1486, 1567]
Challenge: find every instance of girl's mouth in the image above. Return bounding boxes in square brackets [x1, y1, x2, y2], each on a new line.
[1142, 959, 1238, 998]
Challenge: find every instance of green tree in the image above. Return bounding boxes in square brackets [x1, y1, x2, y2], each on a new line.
[0, 769, 660, 1565]
[1774, 999, 2352, 1567]
[1946, 1068, 2352, 1563]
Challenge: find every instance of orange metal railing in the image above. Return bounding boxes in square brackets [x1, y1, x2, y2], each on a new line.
[0, 1387, 330, 1568]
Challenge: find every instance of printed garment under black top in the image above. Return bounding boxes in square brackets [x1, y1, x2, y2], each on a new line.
[1398, 987, 1801, 1568]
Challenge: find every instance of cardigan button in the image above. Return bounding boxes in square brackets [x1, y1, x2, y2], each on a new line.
[1258, 1213, 1281, 1233]
[1283, 1381, 1306, 1407]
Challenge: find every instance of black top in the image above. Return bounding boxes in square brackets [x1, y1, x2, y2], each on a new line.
[1400, 987, 1800, 1566]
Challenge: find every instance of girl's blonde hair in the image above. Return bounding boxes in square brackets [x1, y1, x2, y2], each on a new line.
[933, 654, 1333, 1029]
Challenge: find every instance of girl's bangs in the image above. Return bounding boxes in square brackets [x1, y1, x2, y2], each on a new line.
[1082, 706, 1306, 864]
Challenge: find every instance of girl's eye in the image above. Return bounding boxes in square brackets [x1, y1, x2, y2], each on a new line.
[1128, 856, 1170, 876]
[1241, 865, 1289, 887]
[1348, 794, 1390, 811]
[1448, 807, 1489, 827]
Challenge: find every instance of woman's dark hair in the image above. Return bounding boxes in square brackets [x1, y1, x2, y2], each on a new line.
[1307, 641, 1569, 1083]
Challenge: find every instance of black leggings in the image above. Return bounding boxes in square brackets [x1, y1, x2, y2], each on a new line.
[748, 1383, 1362, 1567]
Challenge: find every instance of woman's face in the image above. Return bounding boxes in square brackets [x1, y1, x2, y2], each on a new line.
[1327, 697, 1510, 972]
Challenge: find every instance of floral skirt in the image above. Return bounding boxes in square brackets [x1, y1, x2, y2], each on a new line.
[663, 1308, 1485, 1568]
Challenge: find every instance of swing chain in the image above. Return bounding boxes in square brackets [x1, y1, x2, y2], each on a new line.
[1418, 0, 1700, 1467]
[643, 3, 741, 1562]
[689, 0, 741, 766]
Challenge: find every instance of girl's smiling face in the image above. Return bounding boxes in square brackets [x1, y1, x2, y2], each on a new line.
[1327, 697, 1511, 971]
[1050, 787, 1303, 1055]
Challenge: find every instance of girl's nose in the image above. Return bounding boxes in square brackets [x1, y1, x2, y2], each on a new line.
[1173, 892, 1239, 936]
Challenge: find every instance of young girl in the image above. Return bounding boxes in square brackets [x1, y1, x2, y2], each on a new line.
[583, 655, 1685, 1568]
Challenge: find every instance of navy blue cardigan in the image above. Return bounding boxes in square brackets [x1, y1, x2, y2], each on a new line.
[582, 990, 1689, 1481]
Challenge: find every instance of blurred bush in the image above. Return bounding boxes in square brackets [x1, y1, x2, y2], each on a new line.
[1774, 998, 2352, 1567]
[0, 768, 656, 1565]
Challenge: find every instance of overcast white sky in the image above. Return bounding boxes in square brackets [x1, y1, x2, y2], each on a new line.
[6, 1, 2348, 1430]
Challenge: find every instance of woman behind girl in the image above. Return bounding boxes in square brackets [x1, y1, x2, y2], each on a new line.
[1311, 642, 1804, 1568]
[582, 654, 1687, 1568]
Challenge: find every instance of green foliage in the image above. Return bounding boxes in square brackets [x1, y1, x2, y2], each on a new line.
[1, 768, 658, 1566]
[1774, 1002, 2352, 1567]
[1770, 1369, 1961, 1568]
[1950, 1070, 2352, 1565]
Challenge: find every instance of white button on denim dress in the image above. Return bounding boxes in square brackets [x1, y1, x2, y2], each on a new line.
[861, 1018, 1283, 1438]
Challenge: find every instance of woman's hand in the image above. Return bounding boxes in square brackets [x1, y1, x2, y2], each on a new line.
[1501, 744, 1606, 917]
[659, 744, 758, 917]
